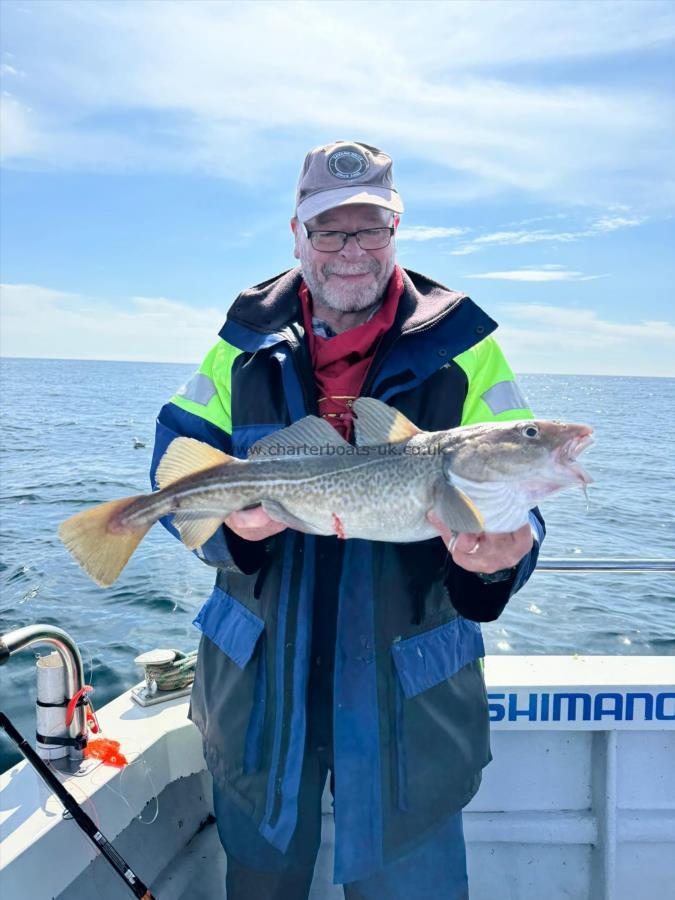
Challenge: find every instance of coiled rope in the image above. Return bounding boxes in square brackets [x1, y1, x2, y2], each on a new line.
[140, 649, 198, 692]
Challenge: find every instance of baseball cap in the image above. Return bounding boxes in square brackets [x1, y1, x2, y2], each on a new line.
[294, 140, 404, 223]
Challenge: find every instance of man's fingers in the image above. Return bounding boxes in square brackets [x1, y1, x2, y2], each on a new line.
[227, 507, 276, 529]
[225, 507, 287, 541]
[449, 523, 534, 574]
[501, 523, 534, 559]
[453, 532, 482, 554]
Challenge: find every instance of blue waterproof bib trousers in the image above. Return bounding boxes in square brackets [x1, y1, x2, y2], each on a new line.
[214, 743, 468, 900]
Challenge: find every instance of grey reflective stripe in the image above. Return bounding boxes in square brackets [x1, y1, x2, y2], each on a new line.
[176, 372, 217, 406]
[481, 380, 528, 415]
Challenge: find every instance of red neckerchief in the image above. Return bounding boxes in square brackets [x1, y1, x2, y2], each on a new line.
[299, 265, 404, 440]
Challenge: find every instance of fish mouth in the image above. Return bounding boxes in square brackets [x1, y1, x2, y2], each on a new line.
[519, 427, 594, 502]
[553, 430, 594, 485]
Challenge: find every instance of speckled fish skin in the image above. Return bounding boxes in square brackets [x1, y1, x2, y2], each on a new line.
[119, 417, 593, 542]
[122, 442, 445, 542]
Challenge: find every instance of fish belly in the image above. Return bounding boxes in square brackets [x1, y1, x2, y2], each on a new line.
[263, 454, 439, 542]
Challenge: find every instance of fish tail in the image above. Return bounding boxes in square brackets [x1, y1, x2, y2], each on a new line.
[58, 495, 153, 587]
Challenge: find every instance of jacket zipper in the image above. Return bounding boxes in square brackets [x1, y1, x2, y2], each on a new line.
[266, 333, 314, 830]
[268, 555, 302, 827]
[285, 323, 319, 416]
[391, 656, 408, 811]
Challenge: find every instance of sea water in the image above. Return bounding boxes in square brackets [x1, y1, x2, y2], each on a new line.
[1, 358, 673, 771]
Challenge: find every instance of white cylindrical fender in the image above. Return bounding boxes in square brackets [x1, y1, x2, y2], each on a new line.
[36, 651, 68, 760]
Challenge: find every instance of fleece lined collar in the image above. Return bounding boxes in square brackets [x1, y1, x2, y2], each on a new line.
[223, 265, 470, 338]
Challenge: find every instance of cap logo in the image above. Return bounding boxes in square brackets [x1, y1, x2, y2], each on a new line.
[327, 149, 369, 180]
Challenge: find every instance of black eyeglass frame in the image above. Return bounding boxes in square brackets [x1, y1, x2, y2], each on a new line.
[302, 224, 396, 252]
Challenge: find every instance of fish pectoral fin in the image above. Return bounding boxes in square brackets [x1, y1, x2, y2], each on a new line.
[260, 499, 324, 535]
[172, 512, 225, 550]
[431, 480, 484, 534]
[351, 398, 421, 447]
[248, 416, 350, 458]
[156, 437, 234, 489]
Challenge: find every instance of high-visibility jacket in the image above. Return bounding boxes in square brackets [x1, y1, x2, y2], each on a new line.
[150, 266, 545, 883]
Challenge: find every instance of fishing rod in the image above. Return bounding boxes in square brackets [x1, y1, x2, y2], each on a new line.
[0, 711, 156, 899]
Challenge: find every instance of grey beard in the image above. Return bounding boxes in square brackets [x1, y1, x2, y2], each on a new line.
[317, 281, 382, 313]
[301, 259, 393, 314]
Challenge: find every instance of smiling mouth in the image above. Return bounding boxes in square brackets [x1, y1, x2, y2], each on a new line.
[330, 271, 372, 278]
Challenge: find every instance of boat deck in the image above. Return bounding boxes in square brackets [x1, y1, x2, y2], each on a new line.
[152, 811, 341, 899]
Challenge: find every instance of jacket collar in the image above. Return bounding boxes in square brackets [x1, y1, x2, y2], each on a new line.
[220, 265, 493, 351]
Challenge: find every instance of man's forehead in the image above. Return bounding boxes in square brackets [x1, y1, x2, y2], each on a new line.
[309, 204, 391, 228]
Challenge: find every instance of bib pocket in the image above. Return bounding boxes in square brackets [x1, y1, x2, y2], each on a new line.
[194, 585, 264, 668]
[392, 617, 485, 699]
[193, 587, 267, 775]
[390, 617, 488, 813]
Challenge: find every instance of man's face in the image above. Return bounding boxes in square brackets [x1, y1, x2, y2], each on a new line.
[293, 204, 396, 314]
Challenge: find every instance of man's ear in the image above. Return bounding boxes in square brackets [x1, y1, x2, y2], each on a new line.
[393, 214, 400, 229]
[291, 217, 301, 260]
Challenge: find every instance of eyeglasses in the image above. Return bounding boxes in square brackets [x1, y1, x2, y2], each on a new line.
[303, 225, 395, 252]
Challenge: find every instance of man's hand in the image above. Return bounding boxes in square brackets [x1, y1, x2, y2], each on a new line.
[426, 511, 533, 575]
[225, 507, 287, 542]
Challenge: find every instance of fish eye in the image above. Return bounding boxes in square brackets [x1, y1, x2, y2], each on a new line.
[521, 424, 540, 439]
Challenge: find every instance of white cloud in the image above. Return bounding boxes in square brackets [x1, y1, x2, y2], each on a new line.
[495, 303, 675, 376]
[450, 245, 482, 256]
[0, 95, 38, 159]
[0, 1, 673, 205]
[507, 303, 675, 340]
[507, 214, 569, 227]
[3, 283, 673, 377]
[588, 215, 645, 233]
[452, 214, 646, 255]
[396, 225, 470, 242]
[0, 283, 223, 363]
[467, 269, 604, 282]
[473, 229, 577, 245]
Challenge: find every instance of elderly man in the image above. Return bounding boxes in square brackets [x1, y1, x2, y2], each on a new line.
[151, 141, 544, 899]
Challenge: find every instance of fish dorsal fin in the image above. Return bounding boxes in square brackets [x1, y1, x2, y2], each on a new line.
[248, 416, 350, 458]
[156, 437, 234, 489]
[352, 398, 421, 447]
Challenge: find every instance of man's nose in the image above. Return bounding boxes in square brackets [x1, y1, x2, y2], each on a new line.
[339, 234, 368, 259]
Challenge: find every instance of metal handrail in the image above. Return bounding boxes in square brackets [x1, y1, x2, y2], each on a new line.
[537, 559, 675, 573]
[0, 625, 87, 759]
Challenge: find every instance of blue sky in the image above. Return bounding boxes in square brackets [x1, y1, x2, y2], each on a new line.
[1, 0, 674, 375]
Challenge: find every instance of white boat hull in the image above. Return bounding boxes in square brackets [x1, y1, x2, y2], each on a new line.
[2, 656, 673, 899]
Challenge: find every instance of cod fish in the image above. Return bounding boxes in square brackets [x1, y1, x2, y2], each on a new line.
[59, 397, 593, 587]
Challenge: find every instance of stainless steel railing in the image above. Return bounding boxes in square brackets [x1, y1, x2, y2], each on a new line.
[0, 625, 87, 759]
[537, 559, 675, 573]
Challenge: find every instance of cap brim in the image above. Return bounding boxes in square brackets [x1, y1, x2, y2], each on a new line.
[296, 186, 404, 223]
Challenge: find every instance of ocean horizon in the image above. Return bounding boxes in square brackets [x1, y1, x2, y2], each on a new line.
[4, 354, 675, 379]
